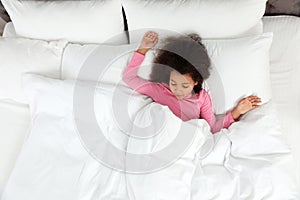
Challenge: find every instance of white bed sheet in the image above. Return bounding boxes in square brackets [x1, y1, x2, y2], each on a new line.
[0, 100, 31, 196]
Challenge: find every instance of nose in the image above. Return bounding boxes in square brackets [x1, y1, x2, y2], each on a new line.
[174, 87, 183, 94]
[174, 87, 180, 92]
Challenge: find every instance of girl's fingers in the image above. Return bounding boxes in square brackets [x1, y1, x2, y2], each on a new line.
[245, 96, 261, 103]
[146, 32, 157, 38]
[250, 98, 261, 102]
[247, 96, 261, 100]
[145, 34, 158, 42]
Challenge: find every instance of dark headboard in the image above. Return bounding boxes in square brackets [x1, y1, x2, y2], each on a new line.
[264, 0, 300, 16]
[0, 1, 9, 22]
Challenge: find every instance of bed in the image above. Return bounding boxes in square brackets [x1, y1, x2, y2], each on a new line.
[0, 0, 299, 199]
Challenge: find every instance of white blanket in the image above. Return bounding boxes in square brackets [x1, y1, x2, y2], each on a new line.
[1, 74, 299, 199]
[192, 102, 299, 199]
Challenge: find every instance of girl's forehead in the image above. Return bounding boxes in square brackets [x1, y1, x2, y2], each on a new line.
[170, 70, 193, 84]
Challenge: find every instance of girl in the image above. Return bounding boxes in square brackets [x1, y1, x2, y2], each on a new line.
[123, 31, 261, 133]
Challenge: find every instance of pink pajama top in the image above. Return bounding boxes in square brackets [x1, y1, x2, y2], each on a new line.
[122, 52, 235, 133]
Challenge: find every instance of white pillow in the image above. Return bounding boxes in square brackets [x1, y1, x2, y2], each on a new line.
[203, 33, 273, 114]
[1, 0, 128, 44]
[122, 0, 267, 42]
[62, 33, 273, 115]
[243, 20, 263, 36]
[61, 42, 152, 83]
[0, 37, 67, 104]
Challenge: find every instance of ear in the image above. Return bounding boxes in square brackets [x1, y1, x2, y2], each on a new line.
[194, 81, 198, 86]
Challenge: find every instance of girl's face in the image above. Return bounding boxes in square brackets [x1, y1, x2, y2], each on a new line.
[169, 70, 198, 99]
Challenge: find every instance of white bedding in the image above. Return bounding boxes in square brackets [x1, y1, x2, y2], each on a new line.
[1, 15, 300, 198]
[1, 74, 298, 200]
[1, 74, 213, 200]
[0, 100, 30, 196]
[191, 102, 299, 199]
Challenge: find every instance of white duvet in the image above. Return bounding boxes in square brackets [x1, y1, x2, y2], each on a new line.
[1, 74, 299, 199]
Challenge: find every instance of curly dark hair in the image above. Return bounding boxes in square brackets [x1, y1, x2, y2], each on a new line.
[150, 33, 211, 94]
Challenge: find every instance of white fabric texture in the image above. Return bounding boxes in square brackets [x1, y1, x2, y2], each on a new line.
[1, 0, 127, 44]
[0, 37, 67, 104]
[263, 15, 300, 189]
[122, 0, 267, 42]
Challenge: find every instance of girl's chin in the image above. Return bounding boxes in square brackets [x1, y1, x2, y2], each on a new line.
[176, 95, 184, 99]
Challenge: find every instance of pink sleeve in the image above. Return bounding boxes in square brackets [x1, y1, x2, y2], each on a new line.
[122, 51, 163, 101]
[199, 90, 235, 134]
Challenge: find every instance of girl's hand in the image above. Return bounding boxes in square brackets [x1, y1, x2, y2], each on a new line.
[231, 95, 262, 120]
[137, 31, 159, 55]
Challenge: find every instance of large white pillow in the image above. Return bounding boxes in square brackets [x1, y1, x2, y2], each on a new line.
[203, 33, 273, 114]
[62, 33, 273, 115]
[0, 37, 67, 104]
[61, 42, 155, 84]
[1, 0, 127, 44]
[122, 0, 267, 42]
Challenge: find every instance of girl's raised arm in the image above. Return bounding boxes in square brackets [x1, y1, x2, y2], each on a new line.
[122, 31, 163, 101]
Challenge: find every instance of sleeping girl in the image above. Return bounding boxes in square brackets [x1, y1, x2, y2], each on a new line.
[122, 31, 261, 133]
